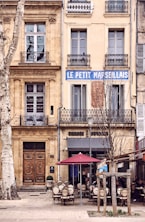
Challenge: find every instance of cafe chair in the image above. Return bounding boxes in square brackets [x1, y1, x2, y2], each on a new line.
[118, 188, 128, 206]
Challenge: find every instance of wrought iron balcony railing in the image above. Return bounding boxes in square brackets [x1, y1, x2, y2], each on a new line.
[67, 54, 90, 66]
[20, 51, 49, 63]
[20, 115, 48, 126]
[105, 54, 128, 66]
[59, 109, 134, 124]
[105, 1, 128, 13]
[67, 1, 93, 14]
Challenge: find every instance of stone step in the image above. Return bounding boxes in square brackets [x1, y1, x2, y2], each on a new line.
[18, 185, 46, 192]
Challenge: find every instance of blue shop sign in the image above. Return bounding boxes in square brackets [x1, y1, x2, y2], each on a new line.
[66, 70, 128, 80]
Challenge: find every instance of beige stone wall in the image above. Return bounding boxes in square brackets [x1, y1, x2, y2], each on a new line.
[11, 128, 58, 186]
[0, 1, 62, 186]
[59, 0, 136, 182]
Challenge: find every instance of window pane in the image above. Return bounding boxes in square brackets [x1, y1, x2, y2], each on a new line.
[26, 36, 34, 61]
[26, 36, 34, 45]
[37, 36, 44, 44]
[37, 84, 44, 92]
[27, 84, 33, 92]
[26, 24, 34, 32]
[37, 96, 43, 112]
[27, 96, 34, 112]
[71, 31, 77, 38]
[37, 24, 45, 33]
[80, 31, 86, 38]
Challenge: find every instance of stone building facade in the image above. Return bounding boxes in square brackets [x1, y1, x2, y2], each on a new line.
[0, 0, 138, 188]
[136, 0, 145, 181]
[0, 0, 62, 187]
[59, 0, 137, 184]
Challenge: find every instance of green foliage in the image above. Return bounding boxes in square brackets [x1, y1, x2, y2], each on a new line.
[106, 209, 127, 217]
[106, 210, 114, 217]
[46, 175, 53, 180]
[117, 209, 126, 215]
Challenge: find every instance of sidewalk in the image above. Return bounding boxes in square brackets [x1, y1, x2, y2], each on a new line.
[0, 191, 144, 222]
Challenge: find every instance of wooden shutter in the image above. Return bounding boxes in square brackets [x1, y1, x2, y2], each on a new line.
[136, 104, 145, 137]
[91, 82, 104, 108]
[136, 44, 145, 73]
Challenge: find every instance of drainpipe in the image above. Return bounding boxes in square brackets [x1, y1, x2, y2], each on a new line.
[129, 0, 137, 175]
[57, 107, 62, 181]
[57, 0, 64, 181]
[129, 0, 133, 108]
[60, 0, 64, 106]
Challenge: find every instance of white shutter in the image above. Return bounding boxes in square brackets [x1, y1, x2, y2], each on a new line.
[136, 104, 145, 137]
[136, 44, 145, 73]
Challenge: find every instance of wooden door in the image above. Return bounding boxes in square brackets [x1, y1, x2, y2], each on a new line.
[23, 150, 45, 184]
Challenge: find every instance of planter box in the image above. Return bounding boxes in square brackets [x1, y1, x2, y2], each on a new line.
[46, 180, 53, 190]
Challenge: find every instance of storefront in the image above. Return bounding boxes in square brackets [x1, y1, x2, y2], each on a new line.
[67, 138, 110, 185]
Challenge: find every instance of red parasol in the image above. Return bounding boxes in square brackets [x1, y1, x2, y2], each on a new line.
[57, 152, 100, 204]
[58, 152, 100, 165]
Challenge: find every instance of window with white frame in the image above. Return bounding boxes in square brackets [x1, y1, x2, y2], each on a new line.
[108, 30, 124, 55]
[108, 29, 124, 65]
[25, 83, 45, 125]
[70, 30, 87, 66]
[71, 30, 87, 55]
[108, 0, 125, 12]
[25, 23, 45, 63]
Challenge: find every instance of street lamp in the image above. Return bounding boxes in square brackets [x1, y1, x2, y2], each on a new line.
[87, 117, 93, 185]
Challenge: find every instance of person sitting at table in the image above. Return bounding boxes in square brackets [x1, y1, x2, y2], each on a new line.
[136, 179, 144, 188]
[132, 178, 144, 202]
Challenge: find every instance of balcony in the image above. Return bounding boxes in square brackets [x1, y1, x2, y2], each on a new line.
[20, 115, 48, 126]
[105, 1, 128, 13]
[67, 1, 93, 14]
[105, 54, 128, 66]
[67, 54, 90, 66]
[59, 109, 134, 125]
[20, 51, 49, 63]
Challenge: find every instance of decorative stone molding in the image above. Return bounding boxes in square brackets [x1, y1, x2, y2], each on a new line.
[3, 17, 11, 24]
[10, 69, 57, 80]
[48, 16, 56, 24]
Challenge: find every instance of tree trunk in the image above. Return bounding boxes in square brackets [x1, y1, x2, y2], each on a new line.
[0, 68, 17, 199]
[0, 0, 25, 200]
[111, 162, 118, 216]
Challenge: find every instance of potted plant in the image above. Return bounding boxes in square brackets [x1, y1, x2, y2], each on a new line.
[46, 175, 53, 190]
[46, 175, 53, 181]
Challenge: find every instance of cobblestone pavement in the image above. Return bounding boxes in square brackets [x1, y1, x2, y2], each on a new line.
[0, 191, 144, 222]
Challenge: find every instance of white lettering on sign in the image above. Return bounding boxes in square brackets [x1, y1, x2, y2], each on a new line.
[66, 70, 129, 80]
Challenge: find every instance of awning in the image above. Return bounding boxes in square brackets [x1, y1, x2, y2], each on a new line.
[67, 138, 110, 151]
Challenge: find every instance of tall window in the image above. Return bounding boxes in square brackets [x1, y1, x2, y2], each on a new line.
[108, 30, 124, 55]
[25, 23, 45, 62]
[107, 84, 124, 121]
[108, 85, 124, 110]
[71, 85, 86, 121]
[25, 83, 45, 125]
[71, 30, 87, 55]
[107, 30, 124, 66]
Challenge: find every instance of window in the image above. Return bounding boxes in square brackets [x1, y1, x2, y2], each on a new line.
[108, 0, 125, 13]
[107, 85, 124, 121]
[71, 84, 86, 121]
[108, 30, 124, 66]
[71, 30, 87, 55]
[108, 30, 124, 54]
[108, 85, 124, 110]
[25, 23, 45, 62]
[25, 83, 45, 125]
[136, 44, 145, 73]
[69, 30, 88, 66]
